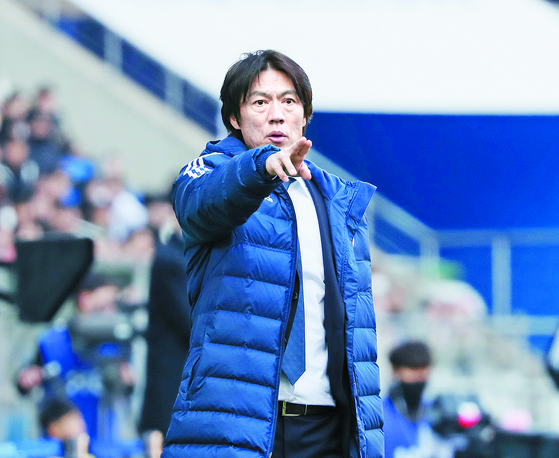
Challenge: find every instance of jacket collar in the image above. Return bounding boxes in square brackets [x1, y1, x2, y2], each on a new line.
[308, 161, 376, 225]
[203, 135, 247, 156]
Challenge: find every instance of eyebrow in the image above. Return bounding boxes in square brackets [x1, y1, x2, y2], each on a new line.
[247, 89, 298, 99]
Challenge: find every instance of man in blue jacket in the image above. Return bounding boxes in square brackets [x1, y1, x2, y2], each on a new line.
[382, 341, 433, 458]
[164, 50, 383, 458]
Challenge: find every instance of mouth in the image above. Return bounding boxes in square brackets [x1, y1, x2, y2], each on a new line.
[268, 132, 286, 143]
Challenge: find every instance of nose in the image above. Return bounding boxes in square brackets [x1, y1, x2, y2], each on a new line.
[268, 100, 284, 124]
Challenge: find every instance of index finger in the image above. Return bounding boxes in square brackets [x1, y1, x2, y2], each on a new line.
[290, 137, 312, 160]
[295, 137, 312, 153]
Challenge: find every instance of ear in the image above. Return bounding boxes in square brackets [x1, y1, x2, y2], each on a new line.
[303, 117, 307, 128]
[230, 116, 241, 130]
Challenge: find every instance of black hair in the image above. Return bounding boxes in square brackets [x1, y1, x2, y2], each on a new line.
[389, 341, 432, 369]
[220, 50, 313, 141]
[77, 272, 119, 293]
[39, 397, 79, 431]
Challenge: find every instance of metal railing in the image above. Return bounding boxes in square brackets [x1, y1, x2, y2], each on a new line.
[371, 201, 559, 350]
[16, 0, 219, 136]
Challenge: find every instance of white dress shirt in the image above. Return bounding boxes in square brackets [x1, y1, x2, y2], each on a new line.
[278, 177, 335, 406]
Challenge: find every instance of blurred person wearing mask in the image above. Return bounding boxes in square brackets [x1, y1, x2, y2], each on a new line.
[383, 341, 433, 458]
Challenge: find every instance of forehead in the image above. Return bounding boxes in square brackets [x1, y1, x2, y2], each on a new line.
[394, 366, 430, 383]
[248, 69, 296, 95]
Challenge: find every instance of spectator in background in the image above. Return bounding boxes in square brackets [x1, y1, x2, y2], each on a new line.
[17, 170, 73, 235]
[0, 204, 17, 261]
[120, 226, 155, 262]
[143, 191, 177, 245]
[27, 86, 63, 137]
[383, 341, 434, 458]
[49, 198, 92, 239]
[106, 180, 148, 244]
[420, 279, 487, 376]
[59, 141, 97, 208]
[139, 216, 189, 437]
[15, 272, 136, 440]
[12, 192, 46, 240]
[15, 273, 123, 394]
[0, 91, 30, 143]
[85, 154, 149, 245]
[39, 396, 87, 441]
[422, 279, 487, 322]
[0, 138, 40, 202]
[28, 114, 65, 176]
[39, 397, 92, 458]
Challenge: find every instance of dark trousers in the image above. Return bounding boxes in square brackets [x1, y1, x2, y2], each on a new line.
[272, 409, 344, 458]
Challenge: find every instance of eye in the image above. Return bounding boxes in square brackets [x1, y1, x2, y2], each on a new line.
[254, 100, 265, 106]
[285, 98, 295, 105]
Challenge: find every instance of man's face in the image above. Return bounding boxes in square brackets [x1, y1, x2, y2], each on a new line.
[47, 411, 86, 440]
[230, 68, 306, 150]
[78, 285, 119, 314]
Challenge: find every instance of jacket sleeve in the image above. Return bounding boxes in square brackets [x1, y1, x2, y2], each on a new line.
[172, 145, 281, 244]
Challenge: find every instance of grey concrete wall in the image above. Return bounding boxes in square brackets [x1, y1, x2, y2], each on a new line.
[0, 0, 214, 192]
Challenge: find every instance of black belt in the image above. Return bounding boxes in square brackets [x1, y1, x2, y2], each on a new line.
[279, 401, 336, 417]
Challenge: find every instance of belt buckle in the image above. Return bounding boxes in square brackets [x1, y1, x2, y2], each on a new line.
[281, 401, 305, 417]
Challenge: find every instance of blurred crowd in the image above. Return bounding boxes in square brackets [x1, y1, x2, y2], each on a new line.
[369, 248, 559, 453]
[0, 86, 184, 457]
[0, 86, 177, 268]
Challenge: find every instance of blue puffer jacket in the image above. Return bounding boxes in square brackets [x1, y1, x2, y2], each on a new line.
[164, 136, 383, 458]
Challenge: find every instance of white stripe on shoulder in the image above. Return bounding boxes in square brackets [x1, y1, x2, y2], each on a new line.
[182, 156, 212, 178]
